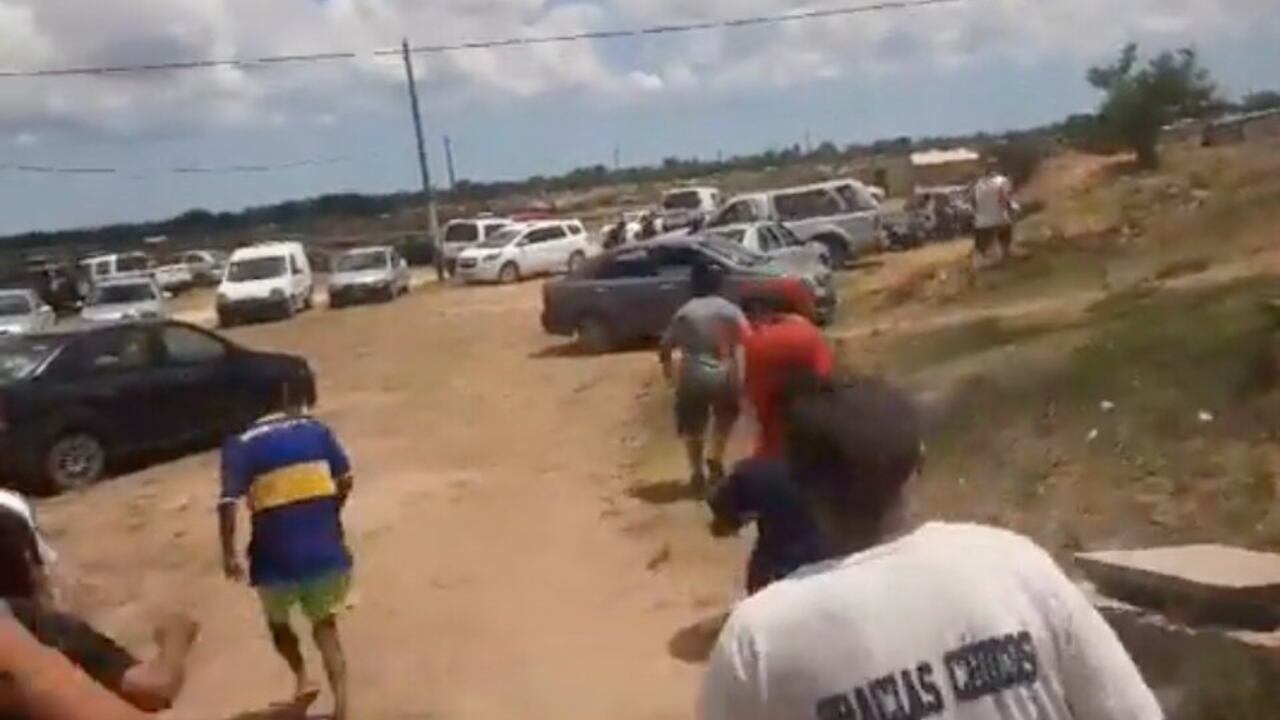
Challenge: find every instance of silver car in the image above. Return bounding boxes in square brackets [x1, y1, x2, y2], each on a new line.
[328, 246, 411, 308]
[0, 289, 56, 335]
[81, 279, 168, 323]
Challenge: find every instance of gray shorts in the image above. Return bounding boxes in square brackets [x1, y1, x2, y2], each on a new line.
[676, 375, 740, 438]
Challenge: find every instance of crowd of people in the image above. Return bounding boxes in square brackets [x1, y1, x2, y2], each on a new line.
[658, 258, 1163, 719]
[1, 210, 1163, 720]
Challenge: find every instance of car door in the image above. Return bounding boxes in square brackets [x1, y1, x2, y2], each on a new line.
[44, 327, 167, 452]
[537, 225, 571, 274]
[647, 244, 707, 325]
[582, 248, 667, 340]
[153, 323, 238, 439]
[831, 183, 881, 252]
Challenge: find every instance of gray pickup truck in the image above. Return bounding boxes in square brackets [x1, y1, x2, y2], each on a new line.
[541, 237, 835, 354]
[704, 179, 883, 268]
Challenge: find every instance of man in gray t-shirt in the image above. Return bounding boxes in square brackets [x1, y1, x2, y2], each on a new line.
[660, 261, 749, 490]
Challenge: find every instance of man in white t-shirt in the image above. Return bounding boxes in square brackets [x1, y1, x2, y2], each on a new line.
[972, 160, 1016, 264]
[700, 377, 1161, 720]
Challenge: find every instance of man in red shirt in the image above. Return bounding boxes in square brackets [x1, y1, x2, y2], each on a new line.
[742, 305, 835, 459]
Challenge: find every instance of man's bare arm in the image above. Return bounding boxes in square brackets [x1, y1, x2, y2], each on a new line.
[217, 502, 244, 581]
[0, 617, 148, 720]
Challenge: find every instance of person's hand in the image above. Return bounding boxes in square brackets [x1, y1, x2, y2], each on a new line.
[222, 556, 246, 582]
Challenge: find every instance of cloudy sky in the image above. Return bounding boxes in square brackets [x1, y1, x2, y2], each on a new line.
[0, 0, 1277, 235]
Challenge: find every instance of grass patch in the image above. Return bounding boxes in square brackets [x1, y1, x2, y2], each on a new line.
[878, 316, 1071, 375]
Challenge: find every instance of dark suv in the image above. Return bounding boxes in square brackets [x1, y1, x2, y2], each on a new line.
[0, 320, 316, 494]
[542, 237, 836, 353]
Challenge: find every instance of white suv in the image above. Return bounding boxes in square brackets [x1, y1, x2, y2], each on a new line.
[706, 179, 883, 268]
[456, 220, 596, 284]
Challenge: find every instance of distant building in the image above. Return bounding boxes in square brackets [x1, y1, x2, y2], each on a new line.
[1202, 108, 1280, 147]
[909, 147, 983, 189]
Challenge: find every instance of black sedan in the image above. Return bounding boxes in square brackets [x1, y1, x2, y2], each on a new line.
[0, 320, 316, 494]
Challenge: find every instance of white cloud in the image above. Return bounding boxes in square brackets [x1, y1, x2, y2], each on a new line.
[0, 0, 1272, 135]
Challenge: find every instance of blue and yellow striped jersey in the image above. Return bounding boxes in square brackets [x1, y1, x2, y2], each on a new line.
[220, 413, 353, 586]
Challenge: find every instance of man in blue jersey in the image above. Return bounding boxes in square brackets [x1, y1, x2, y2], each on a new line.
[218, 377, 354, 720]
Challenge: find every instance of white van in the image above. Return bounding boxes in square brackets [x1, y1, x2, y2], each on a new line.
[660, 186, 721, 231]
[216, 242, 314, 327]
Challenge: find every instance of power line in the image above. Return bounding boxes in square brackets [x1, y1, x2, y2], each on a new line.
[389, 0, 959, 55]
[0, 155, 357, 176]
[0, 0, 961, 79]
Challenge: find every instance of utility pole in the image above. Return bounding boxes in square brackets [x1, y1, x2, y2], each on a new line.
[400, 38, 443, 281]
[443, 135, 457, 190]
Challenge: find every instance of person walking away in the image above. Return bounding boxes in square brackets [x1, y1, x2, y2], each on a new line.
[701, 376, 1162, 720]
[218, 377, 355, 720]
[0, 496, 197, 714]
[660, 261, 751, 490]
[708, 302, 834, 593]
[972, 159, 1015, 266]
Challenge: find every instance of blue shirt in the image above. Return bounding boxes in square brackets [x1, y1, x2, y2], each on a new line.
[708, 457, 828, 593]
[220, 414, 353, 586]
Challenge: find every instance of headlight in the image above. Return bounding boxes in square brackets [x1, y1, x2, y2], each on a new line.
[482, 253, 502, 263]
[270, 288, 286, 299]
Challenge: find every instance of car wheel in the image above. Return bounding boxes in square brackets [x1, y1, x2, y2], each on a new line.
[566, 252, 586, 275]
[44, 432, 107, 493]
[818, 237, 850, 269]
[499, 262, 521, 284]
[577, 315, 613, 354]
[329, 296, 345, 310]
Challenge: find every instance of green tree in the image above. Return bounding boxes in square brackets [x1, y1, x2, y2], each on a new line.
[1240, 91, 1280, 113]
[1087, 44, 1221, 168]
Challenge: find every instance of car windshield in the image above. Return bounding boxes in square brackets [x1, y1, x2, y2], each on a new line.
[0, 338, 56, 383]
[703, 237, 766, 266]
[0, 295, 33, 316]
[89, 283, 156, 305]
[708, 229, 747, 245]
[773, 224, 804, 246]
[226, 256, 287, 282]
[477, 228, 522, 249]
[663, 191, 702, 210]
[445, 223, 479, 244]
[335, 250, 389, 272]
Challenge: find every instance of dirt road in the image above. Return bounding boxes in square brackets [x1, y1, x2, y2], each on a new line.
[38, 282, 728, 719]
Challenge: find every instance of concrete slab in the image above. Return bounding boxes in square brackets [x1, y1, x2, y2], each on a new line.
[1076, 545, 1280, 628]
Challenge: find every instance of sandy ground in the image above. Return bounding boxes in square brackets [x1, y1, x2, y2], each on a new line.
[36, 278, 736, 720]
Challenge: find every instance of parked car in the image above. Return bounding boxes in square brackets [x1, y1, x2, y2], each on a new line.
[705, 179, 883, 268]
[541, 237, 836, 353]
[216, 242, 314, 327]
[660, 186, 721, 231]
[0, 320, 316, 493]
[80, 279, 168, 323]
[80, 252, 194, 294]
[701, 221, 831, 268]
[0, 289, 56, 335]
[456, 220, 597, 284]
[328, 246, 411, 307]
[441, 217, 513, 274]
[178, 250, 229, 286]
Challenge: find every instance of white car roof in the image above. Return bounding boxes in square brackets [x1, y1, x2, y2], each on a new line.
[0, 288, 38, 300]
[663, 186, 717, 195]
[230, 242, 303, 260]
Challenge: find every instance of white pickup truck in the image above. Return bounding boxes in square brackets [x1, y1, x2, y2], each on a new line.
[704, 179, 883, 268]
[80, 252, 194, 294]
